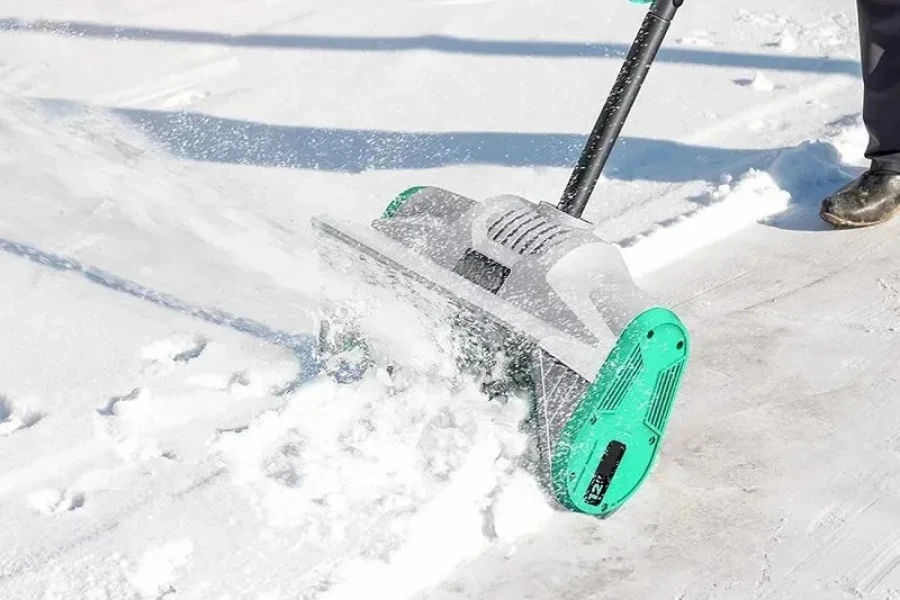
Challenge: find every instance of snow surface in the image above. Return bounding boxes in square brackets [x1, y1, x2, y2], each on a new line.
[1, 0, 898, 599]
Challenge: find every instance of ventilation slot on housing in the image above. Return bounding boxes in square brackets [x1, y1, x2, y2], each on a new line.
[530, 229, 571, 254]
[513, 222, 563, 255]
[597, 346, 643, 412]
[487, 210, 572, 256]
[646, 361, 685, 434]
[488, 210, 531, 239]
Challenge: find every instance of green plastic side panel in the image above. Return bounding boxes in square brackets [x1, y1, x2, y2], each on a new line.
[382, 186, 425, 219]
[551, 307, 689, 517]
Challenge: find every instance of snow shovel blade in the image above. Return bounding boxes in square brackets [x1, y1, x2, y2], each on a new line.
[310, 186, 689, 518]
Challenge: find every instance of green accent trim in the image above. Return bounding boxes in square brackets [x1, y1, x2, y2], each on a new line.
[551, 306, 689, 518]
[382, 186, 426, 219]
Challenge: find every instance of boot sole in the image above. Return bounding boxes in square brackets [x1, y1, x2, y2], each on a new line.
[819, 205, 900, 228]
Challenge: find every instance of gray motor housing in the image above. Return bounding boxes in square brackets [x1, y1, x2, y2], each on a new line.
[373, 186, 656, 380]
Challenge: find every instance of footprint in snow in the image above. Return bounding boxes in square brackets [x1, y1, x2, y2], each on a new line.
[0, 394, 44, 437]
[97, 387, 151, 417]
[93, 388, 176, 461]
[141, 332, 209, 375]
[261, 432, 306, 489]
[27, 467, 139, 516]
[187, 370, 252, 393]
[28, 487, 86, 515]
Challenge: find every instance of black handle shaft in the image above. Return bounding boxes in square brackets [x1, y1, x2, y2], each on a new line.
[557, 0, 683, 219]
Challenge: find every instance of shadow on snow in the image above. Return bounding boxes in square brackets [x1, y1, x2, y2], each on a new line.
[0, 16, 861, 76]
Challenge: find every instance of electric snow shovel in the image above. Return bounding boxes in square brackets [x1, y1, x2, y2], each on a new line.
[310, 0, 689, 518]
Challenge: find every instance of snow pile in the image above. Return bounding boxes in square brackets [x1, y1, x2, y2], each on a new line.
[624, 118, 865, 276]
[315, 268, 467, 382]
[212, 371, 551, 599]
[749, 71, 777, 92]
[624, 169, 791, 276]
[194, 220, 557, 599]
[766, 138, 857, 203]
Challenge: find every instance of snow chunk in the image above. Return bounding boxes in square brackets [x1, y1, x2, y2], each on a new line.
[767, 139, 853, 201]
[675, 30, 715, 47]
[490, 470, 555, 542]
[129, 538, 195, 599]
[736, 71, 777, 92]
[751, 72, 776, 92]
[776, 30, 799, 51]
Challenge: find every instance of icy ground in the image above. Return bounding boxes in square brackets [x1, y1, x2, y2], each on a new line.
[2, 0, 899, 599]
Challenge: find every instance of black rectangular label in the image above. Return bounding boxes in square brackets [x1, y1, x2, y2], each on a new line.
[453, 248, 511, 294]
[583, 440, 626, 506]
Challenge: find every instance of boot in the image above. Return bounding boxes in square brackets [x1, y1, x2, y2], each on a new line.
[819, 168, 900, 227]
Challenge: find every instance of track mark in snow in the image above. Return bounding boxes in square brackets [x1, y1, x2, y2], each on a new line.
[740, 271, 837, 314]
[756, 518, 790, 591]
[673, 268, 751, 308]
[877, 275, 900, 314]
[128, 539, 194, 599]
[762, 471, 896, 598]
[0, 393, 44, 436]
[852, 532, 900, 597]
[807, 471, 888, 541]
[812, 229, 887, 276]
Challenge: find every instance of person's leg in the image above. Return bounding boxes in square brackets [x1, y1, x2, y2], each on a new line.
[819, 0, 900, 227]
[859, 0, 900, 172]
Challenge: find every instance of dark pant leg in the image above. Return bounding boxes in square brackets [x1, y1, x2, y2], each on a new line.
[858, 0, 900, 172]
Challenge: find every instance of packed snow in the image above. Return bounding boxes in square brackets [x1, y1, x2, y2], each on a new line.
[2, 0, 898, 599]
